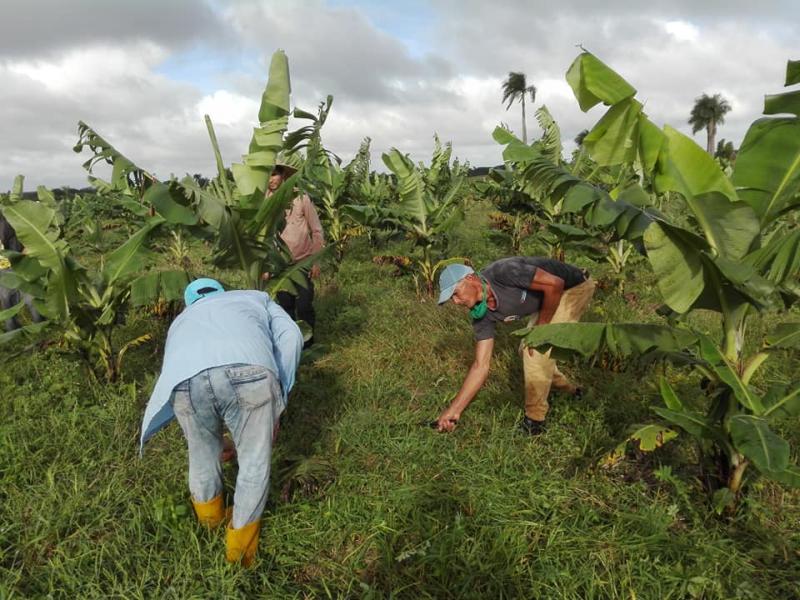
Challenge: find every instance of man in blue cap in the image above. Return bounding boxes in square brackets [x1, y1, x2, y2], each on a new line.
[140, 278, 303, 566]
[435, 257, 595, 435]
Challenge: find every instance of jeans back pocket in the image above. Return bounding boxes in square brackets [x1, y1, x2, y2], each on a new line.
[226, 365, 278, 410]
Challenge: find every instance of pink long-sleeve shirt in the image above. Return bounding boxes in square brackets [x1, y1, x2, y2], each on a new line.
[279, 193, 325, 262]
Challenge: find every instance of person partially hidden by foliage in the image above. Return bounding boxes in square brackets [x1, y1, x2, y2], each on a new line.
[0, 212, 43, 332]
[435, 257, 596, 435]
[268, 162, 325, 345]
[139, 278, 303, 566]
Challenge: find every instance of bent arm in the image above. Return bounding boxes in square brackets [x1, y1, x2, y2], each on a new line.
[437, 338, 494, 431]
[530, 269, 564, 325]
[267, 300, 303, 399]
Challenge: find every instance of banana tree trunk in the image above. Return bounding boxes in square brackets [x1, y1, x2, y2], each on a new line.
[728, 454, 748, 496]
[423, 245, 434, 297]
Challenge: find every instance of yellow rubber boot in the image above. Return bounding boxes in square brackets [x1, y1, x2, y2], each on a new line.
[225, 519, 260, 567]
[192, 495, 225, 528]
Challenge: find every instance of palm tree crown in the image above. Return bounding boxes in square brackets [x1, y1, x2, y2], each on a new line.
[688, 93, 732, 154]
[502, 72, 537, 144]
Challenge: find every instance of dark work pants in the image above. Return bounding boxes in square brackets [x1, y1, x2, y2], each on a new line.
[275, 272, 315, 329]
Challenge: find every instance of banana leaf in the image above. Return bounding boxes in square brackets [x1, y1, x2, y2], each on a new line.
[0, 301, 24, 322]
[734, 60, 800, 226]
[602, 423, 678, 468]
[266, 250, 329, 297]
[144, 183, 198, 226]
[232, 50, 290, 201]
[383, 149, 430, 236]
[130, 270, 190, 306]
[763, 385, 800, 419]
[765, 322, 800, 349]
[767, 464, 800, 487]
[653, 378, 717, 439]
[697, 335, 764, 415]
[565, 52, 636, 111]
[102, 217, 165, 287]
[73, 121, 153, 193]
[516, 322, 698, 362]
[730, 415, 790, 473]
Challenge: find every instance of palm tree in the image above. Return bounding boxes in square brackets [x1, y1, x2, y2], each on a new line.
[502, 72, 537, 144]
[688, 93, 731, 154]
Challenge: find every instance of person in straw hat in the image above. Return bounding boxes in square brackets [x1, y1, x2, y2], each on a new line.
[267, 160, 325, 346]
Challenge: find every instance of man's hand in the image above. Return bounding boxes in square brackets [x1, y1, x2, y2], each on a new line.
[310, 264, 321, 279]
[435, 408, 461, 432]
[221, 435, 236, 463]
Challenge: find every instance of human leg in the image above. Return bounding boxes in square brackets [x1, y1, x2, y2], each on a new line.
[522, 347, 556, 422]
[547, 278, 595, 394]
[551, 363, 578, 394]
[275, 290, 296, 320]
[212, 364, 281, 565]
[295, 273, 316, 329]
[171, 372, 225, 526]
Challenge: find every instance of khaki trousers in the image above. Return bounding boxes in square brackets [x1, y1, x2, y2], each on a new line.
[521, 279, 596, 421]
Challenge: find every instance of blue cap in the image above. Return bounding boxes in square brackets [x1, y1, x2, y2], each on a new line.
[437, 263, 475, 304]
[184, 278, 224, 306]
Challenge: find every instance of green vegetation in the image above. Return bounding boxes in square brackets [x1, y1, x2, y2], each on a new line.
[1, 48, 799, 597]
[497, 52, 800, 508]
[2, 201, 799, 597]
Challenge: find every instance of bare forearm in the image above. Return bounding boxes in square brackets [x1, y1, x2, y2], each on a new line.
[437, 339, 493, 432]
[530, 270, 565, 325]
[449, 362, 489, 415]
[537, 293, 560, 324]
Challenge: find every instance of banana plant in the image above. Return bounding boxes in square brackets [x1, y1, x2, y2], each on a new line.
[73, 51, 330, 298]
[0, 177, 173, 381]
[484, 109, 603, 259]
[500, 52, 800, 505]
[605, 239, 637, 293]
[195, 53, 335, 294]
[306, 155, 352, 264]
[73, 121, 158, 215]
[334, 137, 397, 247]
[378, 145, 467, 297]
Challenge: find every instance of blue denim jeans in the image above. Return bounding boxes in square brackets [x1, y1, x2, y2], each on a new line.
[171, 364, 283, 528]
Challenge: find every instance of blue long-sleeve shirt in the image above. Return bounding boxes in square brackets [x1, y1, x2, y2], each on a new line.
[139, 290, 303, 452]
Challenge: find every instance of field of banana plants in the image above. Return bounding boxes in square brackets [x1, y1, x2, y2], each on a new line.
[1, 50, 798, 597]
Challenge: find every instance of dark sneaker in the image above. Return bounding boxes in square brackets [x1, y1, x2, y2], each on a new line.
[519, 416, 546, 436]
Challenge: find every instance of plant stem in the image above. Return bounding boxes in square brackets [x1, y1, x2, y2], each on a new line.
[741, 352, 769, 386]
[728, 456, 748, 496]
[204, 115, 234, 205]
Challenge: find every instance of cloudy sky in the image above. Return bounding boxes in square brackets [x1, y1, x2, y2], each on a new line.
[1, 0, 797, 190]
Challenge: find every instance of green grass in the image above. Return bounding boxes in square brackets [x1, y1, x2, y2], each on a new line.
[1, 203, 799, 598]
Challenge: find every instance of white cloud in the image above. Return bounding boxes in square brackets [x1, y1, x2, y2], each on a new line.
[196, 91, 259, 127]
[0, 0, 797, 190]
[664, 20, 700, 42]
